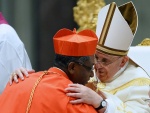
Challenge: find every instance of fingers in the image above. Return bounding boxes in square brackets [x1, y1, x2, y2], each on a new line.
[65, 84, 89, 94]
[66, 92, 81, 98]
[19, 67, 29, 78]
[14, 67, 34, 79]
[68, 83, 84, 88]
[66, 92, 84, 104]
[16, 68, 25, 80]
[13, 73, 19, 83]
[9, 73, 17, 85]
[69, 99, 83, 104]
[65, 87, 81, 93]
[9, 67, 35, 85]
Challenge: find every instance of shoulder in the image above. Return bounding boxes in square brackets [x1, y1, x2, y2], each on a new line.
[0, 24, 15, 36]
[125, 61, 149, 78]
[0, 24, 23, 46]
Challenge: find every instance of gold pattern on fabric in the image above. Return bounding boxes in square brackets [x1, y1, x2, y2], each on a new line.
[97, 78, 150, 94]
[118, 2, 137, 35]
[98, 2, 116, 45]
[96, 45, 128, 56]
[26, 71, 49, 113]
[117, 103, 132, 113]
[97, 82, 106, 89]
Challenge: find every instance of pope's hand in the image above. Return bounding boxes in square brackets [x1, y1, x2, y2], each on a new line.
[65, 83, 104, 108]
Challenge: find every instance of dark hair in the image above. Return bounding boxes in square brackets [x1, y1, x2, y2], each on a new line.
[53, 54, 90, 68]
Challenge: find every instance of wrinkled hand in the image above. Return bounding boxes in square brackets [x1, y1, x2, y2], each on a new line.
[9, 67, 35, 85]
[65, 84, 103, 108]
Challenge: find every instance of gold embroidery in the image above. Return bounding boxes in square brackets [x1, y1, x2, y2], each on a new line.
[117, 103, 132, 113]
[96, 45, 128, 56]
[99, 2, 116, 45]
[97, 82, 106, 89]
[97, 78, 150, 94]
[88, 77, 97, 82]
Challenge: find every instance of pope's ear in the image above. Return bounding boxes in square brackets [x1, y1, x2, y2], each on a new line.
[120, 56, 129, 67]
[68, 62, 76, 74]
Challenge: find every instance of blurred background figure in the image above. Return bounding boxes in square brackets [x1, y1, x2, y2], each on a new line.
[0, 12, 32, 93]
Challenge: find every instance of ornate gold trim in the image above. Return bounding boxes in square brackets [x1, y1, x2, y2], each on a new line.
[117, 103, 132, 113]
[96, 44, 128, 56]
[99, 2, 116, 45]
[97, 78, 150, 94]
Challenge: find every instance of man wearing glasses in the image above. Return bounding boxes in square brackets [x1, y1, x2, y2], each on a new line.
[7, 1, 150, 113]
[0, 28, 104, 113]
[65, 1, 150, 113]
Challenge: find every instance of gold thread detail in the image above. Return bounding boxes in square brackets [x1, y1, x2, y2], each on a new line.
[26, 71, 49, 113]
[117, 103, 132, 113]
[97, 78, 150, 94]
[97, 82, 106, 89]
[99, 2, 116, 45]
[96, 45, 128, 56]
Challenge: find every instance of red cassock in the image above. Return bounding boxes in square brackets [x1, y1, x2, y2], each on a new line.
[0, 67, 97, 113]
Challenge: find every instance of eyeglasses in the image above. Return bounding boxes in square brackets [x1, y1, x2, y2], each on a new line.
[75, 61, 94, 71]
[94, 57, 121, 66]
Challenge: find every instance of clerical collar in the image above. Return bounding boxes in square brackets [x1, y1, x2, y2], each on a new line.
[108, 61, 129, 82]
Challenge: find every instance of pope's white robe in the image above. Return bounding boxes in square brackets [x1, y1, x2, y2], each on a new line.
[90, 60, 150, 113]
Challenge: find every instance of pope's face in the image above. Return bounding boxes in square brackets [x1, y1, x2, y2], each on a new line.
[94, 50, 126, 82]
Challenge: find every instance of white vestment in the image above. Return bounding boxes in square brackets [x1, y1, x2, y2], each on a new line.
[0, 24, 32, 93]
[91, 60, 150, 113]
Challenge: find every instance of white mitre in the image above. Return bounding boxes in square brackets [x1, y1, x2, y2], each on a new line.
[96, 1, 138, 56]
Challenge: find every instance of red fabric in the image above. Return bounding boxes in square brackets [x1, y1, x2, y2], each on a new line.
[0, 12, 8, 24]
[0, 67, 97, 113]
[53, 28, 98, 56]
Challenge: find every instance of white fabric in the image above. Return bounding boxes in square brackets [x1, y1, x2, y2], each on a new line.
[104, 98, 115, 113]
[128, 46, 150, 77]
[0, 24, 32, 93]
[96, 61, 150, 113]
[96, 2, 137, 51]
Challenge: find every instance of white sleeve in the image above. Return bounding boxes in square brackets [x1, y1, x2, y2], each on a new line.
[0, 62, 9, 93]
[104, 98, 115, 113]
[104, 86, 150, 113]
[0, 24, 32, 93]
[17, 43, 32, 70]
